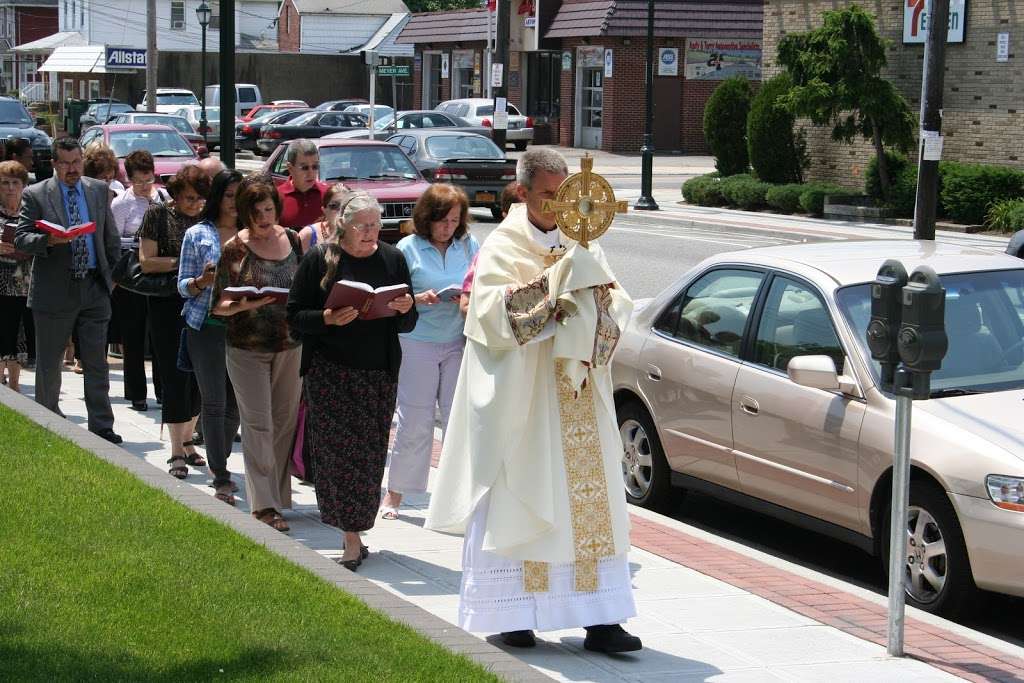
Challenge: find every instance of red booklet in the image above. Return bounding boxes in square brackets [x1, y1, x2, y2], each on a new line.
[220, 286, 290, 305]
[1, 223, 30, 261]
[324, 280, 409, 320]
[35, 219, 96, 238]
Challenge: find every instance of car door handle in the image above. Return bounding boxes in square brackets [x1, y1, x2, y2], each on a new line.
[739, 395, 759, 415]
[646, 363, 662, 381]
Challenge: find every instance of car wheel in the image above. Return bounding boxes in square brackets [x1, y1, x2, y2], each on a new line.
[490, 205, 504, 221]
[880, 480, 979, 619]
[617, 400, 674, 512]
[514, 141, 528, 151]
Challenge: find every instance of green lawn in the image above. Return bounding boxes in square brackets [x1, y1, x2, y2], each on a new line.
[0, 405, 499, 682]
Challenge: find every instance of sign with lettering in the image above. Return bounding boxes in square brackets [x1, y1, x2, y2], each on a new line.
[684, 38, 762, 80]
[577, 46, 604, 69]
[903, 0, 966, 44]
[378, 65, 411, 77]
[105, 47, 146, 69]
[658, 47, 679, 76]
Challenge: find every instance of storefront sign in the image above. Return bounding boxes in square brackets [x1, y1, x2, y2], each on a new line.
[105, 47, 146, 69]
[441, 53, 450, 79]
[524, 17, 536, 28]
[683, 38, 762, 80]
[561, 50, 572, 71]
[997, 32, 1009, 61]
[577, 46, 604, 69]
[903, 0, 966, 44]
[491, 63, 503, 87]
[604, 49, 613, 78]
[658, 47, 679, 76]
[453, 51, 474, 69]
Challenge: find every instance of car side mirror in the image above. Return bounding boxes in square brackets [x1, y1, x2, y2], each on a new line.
[787, 355, 862, 397]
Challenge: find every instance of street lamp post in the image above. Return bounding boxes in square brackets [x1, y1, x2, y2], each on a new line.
[196, 1, 211, 148]
[634, 0, 658, 211]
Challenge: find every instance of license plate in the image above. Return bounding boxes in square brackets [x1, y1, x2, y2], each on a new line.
[476, 192, 496, 203]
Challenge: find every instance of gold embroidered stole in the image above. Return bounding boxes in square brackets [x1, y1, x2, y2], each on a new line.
[523, 359, 616, 593]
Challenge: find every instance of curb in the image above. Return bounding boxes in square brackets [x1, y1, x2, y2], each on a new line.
[0, 386, 552, 683]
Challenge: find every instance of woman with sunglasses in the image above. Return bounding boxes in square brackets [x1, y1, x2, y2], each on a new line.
[298, 182, 350, 253]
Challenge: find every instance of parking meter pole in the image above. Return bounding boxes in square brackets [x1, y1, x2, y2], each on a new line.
[887, 370, 914, 657]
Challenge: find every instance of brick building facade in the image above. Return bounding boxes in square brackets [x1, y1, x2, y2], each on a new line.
[763, 0, 1024, 189]
[398, 0, 762, 154]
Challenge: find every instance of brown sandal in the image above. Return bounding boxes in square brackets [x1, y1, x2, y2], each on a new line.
[214, 484, 236, 506]
[254, 509, 290, 533]
[182, 441, 206, 467]
[167, 455, 188, 480]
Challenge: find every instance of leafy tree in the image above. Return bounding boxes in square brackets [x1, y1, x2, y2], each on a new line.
[703, 76, 752, 176]
[405, 0, 480, 12]
[776, 5, 915, 197]
[747, 73, 806, 183]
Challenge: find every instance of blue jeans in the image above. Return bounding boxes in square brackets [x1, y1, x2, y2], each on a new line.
[187, 323, 239, 488]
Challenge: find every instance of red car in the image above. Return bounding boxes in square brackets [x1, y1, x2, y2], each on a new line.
[79, 124, 199, 184]
[240, 103, 305, 123]
[263, 139, 431, 243]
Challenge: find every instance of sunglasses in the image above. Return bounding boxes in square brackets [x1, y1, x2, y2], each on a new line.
[326, 202, 342, 211]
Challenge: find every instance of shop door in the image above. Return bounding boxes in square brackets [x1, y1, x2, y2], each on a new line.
[578, 67, 603, 149]
[422, 53, 443, 109]
[653, 77, 682, 151]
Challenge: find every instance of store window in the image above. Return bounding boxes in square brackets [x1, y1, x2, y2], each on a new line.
[526, 51, 560, 119]
[89, 80, 101, 100]
[452, 51, 476, 99]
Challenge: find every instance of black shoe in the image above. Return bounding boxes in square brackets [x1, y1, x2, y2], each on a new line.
[128, 400, 148, 412]
[191, 430, 204, 446]
[583, 625, 642, 653]
[93, 428, 123, 445]
[499, 630, 536, 648]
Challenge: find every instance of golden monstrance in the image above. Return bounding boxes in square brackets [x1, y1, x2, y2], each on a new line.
[541, 154, 628, 246]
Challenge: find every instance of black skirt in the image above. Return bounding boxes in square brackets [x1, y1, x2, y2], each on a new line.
[305, 352, 397, 532]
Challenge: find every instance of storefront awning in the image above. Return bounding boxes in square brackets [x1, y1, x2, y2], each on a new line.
[545, 0, 762, 39]
[14, 31, 87, 54]
[38, 45, 128, 74]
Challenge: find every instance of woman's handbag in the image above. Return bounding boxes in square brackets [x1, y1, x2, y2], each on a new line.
[112, 205, 179, 297]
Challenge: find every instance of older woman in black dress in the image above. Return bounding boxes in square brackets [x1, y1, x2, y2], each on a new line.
[286, 191, 416, 570]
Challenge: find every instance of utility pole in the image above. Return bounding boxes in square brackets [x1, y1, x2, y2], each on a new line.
[219, 0, 236, 166]
[492, 0, 508, 150]
[634, 0, 659, 210]
[145, 0, 156, 112]
[912, 0, 950, 240]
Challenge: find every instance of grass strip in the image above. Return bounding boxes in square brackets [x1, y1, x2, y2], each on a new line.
[0, 404, 500, 682]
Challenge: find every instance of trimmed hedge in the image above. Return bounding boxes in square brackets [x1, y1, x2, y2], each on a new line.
[765, 184, 806, 214]
[985, 198, 1024, 233]
[940, 162, 1024, 225]
[865, 152, 911, 202]
[799, 182, 845, 216]
[720, 174, 770, 210]
[747, 73, 805, 184]
[682, 174, 725, 206]
[704, 77, 752, 176]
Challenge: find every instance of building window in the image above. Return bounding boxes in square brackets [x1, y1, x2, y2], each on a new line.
[526, 51, 560, 120]
[209, 0, 220, 30]
[89, 80, 100, 99]
[170, 0, 185, 30]
[62, 79, 73, 101]
[452, 51, 475, 99]
[79, 80, 87, 99]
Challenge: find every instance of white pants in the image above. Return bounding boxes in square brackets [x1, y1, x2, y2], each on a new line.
[387, 337, 465, 495]
[459, 494, 637, 634]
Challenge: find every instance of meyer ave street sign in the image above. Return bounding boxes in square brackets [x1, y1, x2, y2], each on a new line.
[378, 65, 411, 77]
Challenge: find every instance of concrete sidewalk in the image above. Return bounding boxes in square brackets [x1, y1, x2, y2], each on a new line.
[10, 363, 1024, 682]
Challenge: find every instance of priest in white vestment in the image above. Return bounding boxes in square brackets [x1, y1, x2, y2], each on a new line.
[426, 148, 641, 653]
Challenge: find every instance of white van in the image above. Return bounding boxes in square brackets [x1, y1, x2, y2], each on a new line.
[204, 84, 263, 119]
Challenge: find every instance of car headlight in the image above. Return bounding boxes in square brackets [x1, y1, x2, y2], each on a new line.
[986, 475, 1024, 512]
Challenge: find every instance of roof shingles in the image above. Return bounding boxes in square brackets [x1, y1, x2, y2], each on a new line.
[396, 7, 489, 44]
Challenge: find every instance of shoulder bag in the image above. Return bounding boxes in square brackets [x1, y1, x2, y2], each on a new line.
[112, 205, 179, 297]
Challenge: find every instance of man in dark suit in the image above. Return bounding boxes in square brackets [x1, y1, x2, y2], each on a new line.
[14, 137, 122, 443]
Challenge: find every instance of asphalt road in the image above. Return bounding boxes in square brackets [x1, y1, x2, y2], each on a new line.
[468, 205, 1024, 649]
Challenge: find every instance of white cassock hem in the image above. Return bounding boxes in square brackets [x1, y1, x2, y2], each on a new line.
[458, 496, 637, 633]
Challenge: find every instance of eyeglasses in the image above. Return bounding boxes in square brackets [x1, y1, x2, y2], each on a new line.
[131, 178, 155, 187]
[349, 221, 381, 232]
[292, 164, 319, 172]
[326, 202, 342, 211]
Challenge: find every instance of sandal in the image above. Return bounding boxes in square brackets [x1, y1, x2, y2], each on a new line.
[214, 484, 236, 506]
[167, 455, 188, 480]
[182, 441, 206, 467]
[336, 555, 362, 571]
[380, 506, 399, 521]
[254, 509, 290, 533]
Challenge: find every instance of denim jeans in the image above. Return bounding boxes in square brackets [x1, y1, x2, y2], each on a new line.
[187, 323, 239, 488]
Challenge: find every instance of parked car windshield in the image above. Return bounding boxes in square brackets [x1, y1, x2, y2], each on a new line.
[425, 134, 503, 159]
[836, 269, 1024, 395]
[318, 146, 419, 181]
[288, 112, 319, 126]
[0, 101, 33, 125]
[108, 130, 194, 157]
[156, 93, 199, 106]
[132, 116, 193, 134]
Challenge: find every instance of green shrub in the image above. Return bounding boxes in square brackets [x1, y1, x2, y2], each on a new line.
[865, 151, 911, 201]
[747, 73, 806, 184]
[682, 174, 725, 206]
[985, 198, 1024, 233]
[704, 76, 752, 176]
[799, 182, 844, 216]
[719, 174, 770, 210]
[886, 163, 919, 218]
[940, 162, 1024, 224]
[765, 183, 806, 213]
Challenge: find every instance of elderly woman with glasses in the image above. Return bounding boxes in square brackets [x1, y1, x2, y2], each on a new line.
[286, 191, 416, 570]
[0, 161, 31, 391]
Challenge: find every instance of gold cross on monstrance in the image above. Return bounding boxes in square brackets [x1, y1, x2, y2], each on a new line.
[541, 155, 628, 246]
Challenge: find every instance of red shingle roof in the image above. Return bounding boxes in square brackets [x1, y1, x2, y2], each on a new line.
[546, 0, 762, 39]
[396, 8, 490, 44]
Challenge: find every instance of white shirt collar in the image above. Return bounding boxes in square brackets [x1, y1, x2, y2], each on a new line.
[528, 219, 563, 250]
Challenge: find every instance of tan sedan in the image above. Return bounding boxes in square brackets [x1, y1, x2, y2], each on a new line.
[611, 240, 1024, 618]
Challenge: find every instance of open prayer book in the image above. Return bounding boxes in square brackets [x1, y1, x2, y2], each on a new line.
[221, 286, 290, 305]
[434, 283, 463, 302]
[35, 219, 96, 238]
[324, 280, 409, 320]
[1, 224, 30, 260]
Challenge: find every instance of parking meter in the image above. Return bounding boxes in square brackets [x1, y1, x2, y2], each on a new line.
[867, 260, 908, 392]
[897, 265, 948, 399]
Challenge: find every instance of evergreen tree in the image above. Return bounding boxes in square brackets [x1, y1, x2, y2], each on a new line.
[703, 76, 752, 177]
[747, 73, 806, 183]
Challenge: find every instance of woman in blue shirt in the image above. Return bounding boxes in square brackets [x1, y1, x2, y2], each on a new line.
[382, 184, 479, 519]
[177, 169, 243, 505]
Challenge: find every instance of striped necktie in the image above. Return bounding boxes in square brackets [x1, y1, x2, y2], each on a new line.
[68, 185, 88, 279]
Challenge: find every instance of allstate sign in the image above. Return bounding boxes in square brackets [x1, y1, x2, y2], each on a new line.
[105, 47, 147, 68]
[903, 0, 966, 44]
